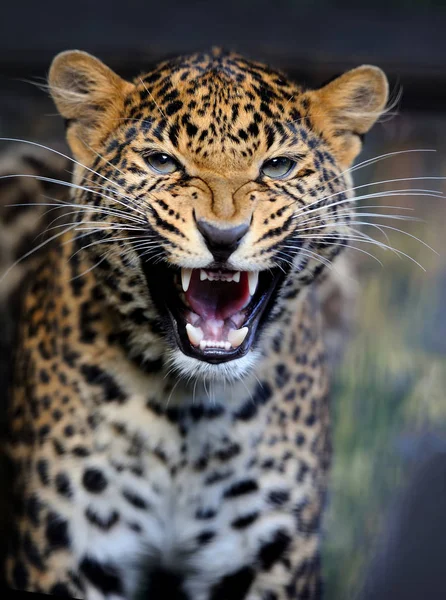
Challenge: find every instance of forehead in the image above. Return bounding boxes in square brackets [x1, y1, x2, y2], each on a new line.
[123, 51, 313, 171]
[139, 51, 300, 101]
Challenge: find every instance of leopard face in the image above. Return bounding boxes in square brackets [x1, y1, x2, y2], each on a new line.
[49, 49, 388, 381]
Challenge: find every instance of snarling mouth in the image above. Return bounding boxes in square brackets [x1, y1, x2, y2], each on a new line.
[141, 263, 286, 364]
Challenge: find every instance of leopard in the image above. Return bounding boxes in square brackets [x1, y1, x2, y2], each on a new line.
[1, 48, 388, 599]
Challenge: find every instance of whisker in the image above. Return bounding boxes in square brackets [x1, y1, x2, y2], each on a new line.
[333, 210, 420, 222]
[139, 78, 169, 123]
[131, 241, 163, 251]
[293, 189, 444, 226]
[77, 139, 157, 215]
[342, 243, 385, 266]
[294, 212, 421, 247]
[43, 221, 146, 236]
[69, 235, 154, 257]
[0, 173, 148, 219]
[239, 377, 254, 404]
[348, 221, 438, 254]
[293, 217, 437, 255]
[9, 200, 148, 226]
[291, 232, 427, 270]
[1, 221, 82, 283]
[303, 241, 384, 268]
[275, 247, 333, 270]
[0, 137, 130, 196]
[165, 378, 182, 409]
[295, 181, 444, 221]
[285, 148, 437, 205]
[296, 209, 420, 232]
[79, 172, 144, 204]
[297, 248, 334, 269]
[69, 255, 107, 281]
[332, 148, 437, 189]
[79, 137, 129, 181]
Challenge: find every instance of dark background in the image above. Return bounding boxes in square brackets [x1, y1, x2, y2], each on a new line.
[1, 0, 446, 109]
[1, 1, 446, 598]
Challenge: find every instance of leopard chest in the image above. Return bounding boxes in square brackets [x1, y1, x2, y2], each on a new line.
[56, 378, 321, 597]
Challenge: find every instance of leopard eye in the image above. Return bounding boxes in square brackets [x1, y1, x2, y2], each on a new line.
[261, 156, 295, 179]
[144, 153, 179, 174]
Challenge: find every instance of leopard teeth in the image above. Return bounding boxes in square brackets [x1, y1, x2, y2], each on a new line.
[186, 323, 204, 346]
[227, 327, 249, 348]
[248, 271, 259, 296]
[199, 270, 241, 283]
[199, 340, 231, 350]
[181, 268, 193, 292]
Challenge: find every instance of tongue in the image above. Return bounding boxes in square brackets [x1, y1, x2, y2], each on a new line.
[185, 271, 250, 321]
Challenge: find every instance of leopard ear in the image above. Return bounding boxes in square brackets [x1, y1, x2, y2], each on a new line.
[307, 65, 389, 166]
[49, 50, 134, 161]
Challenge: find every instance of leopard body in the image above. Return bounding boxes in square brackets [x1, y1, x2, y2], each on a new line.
[2, 49, 388, 599]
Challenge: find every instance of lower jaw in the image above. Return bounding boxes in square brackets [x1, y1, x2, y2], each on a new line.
[169, 306, 258, 364]
[140, 263, 287, 365]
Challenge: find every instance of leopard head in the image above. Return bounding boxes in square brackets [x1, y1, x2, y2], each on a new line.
[49, 49, 388, 381]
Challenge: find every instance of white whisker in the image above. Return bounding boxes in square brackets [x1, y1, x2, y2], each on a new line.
[0, 221, 81, 283]
[0, 137, 131, 197]
[297, 178, 444, 218]
[139, 78, 169, 123]
[292, 189, 444, 227]
[0, 173, 148, 219]
[69, 256, 107, 280]
[69, 235, 153, 257]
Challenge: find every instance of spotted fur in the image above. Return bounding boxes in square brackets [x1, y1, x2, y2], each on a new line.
[3, 49, 387, 599]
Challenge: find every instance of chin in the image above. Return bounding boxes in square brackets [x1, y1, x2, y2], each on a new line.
[166, 347, 261, 385]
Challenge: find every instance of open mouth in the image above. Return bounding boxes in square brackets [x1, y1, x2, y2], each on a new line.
[140, 263, 286, 364]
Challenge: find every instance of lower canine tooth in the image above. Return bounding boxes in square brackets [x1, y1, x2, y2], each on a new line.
[248, 271, 259, 296]
[181, 268, 193, 292]
[228, 327, 249, 348]
[186, 323, 204, 346]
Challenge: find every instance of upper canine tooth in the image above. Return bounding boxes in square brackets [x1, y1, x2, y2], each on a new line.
[200, 269, 208, 281]
[228, 326, 249, 348]
[248, 271, 259, 296]
[232, 271, 241, 283]
[186, 323, 204, 346]
[181, 268, 193, 292]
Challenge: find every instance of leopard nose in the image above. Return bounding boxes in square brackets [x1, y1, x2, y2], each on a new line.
[196, 219, 250, 262]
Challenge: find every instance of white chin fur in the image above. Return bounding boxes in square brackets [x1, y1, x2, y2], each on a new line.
[167, 348, 259, 383]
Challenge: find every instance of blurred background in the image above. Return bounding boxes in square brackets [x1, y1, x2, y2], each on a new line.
[1, 1, 446, 598]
